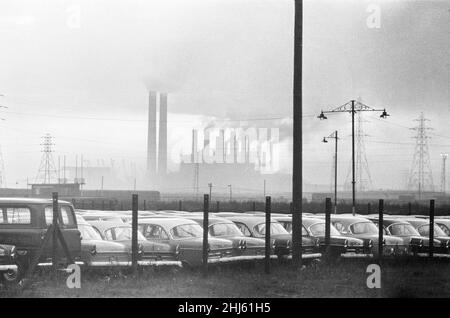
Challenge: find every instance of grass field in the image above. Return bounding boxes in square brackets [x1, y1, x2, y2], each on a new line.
[2, 258, 450, 298]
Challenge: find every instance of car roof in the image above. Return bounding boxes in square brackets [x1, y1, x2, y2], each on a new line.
[330, 215, 373, 223]
[88, 220, 131, 232]
[138, 217, 199, 228]
[181, 215, 235, 225]
[302, 217, 325, 226]
[0, 197, 71, 205]
[224, 215, 280, 227]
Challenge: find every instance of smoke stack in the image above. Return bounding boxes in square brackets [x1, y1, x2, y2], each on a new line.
[191, 129, 198, 163]
[158, 92, 168, 175]
[147, 91, 157, 174]
[203, 130, 210, 163]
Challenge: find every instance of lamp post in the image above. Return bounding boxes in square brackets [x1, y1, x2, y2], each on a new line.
[318, 100, 389, 216]
[322, 131, 339, 214]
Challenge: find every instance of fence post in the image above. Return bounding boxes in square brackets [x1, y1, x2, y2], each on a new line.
[252, 201, 256, 211]
[378, 199, 384, 261]
[325, 197, 331, 258]
[429, 199, 435, 258]
[143, 200, 146, 211]
[408, 202, 412, 215]
[265, 196, 271, 274]
[367, 203, 371, 215]
[216, 201, 220, 212]
[52, 192, 59, 276]
[203, 194, 209, 276]
[179, 200, 183, 211]
[72, 198, 76, 209]
[131, 194, 139, 272]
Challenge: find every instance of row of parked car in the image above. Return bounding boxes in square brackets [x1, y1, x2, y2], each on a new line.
[1, 198, 450, 286]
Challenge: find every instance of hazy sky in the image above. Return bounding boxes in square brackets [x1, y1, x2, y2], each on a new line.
[0, 0, 448, 191]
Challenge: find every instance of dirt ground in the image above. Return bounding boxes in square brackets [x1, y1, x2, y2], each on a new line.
[1, 258, 450, 298]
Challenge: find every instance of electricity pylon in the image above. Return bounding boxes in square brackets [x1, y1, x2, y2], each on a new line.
[407, 113, 434, 199]
[35, 134, 58, 184]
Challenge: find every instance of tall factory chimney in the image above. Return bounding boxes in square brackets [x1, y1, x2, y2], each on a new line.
[158, 92, 168, 175]
[147, 91, 157, 175]
[191, 129, 198, 163]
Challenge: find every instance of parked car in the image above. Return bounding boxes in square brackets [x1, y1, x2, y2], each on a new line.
[0, 243, 18, 285]
[138, 218, 235, 267]
[329, 215, 407, 257]
[88, 221, 180, 266]
[223, 215, 321, 260]
[300, 217, 367, 257]
[181, 215, 266, 260]
[368, 217, 439, 255]
[0, 198, 82, 282]
[402, 218, 450, 254]
[76, 215, 135, 267]
[435, 219, 450, 236]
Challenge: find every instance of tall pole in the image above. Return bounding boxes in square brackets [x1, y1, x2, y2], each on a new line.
[292, 0, 303, 267]
[334, 131, 338, 214]
[351, 100, 356, 216]
[228, 184, 232, 202]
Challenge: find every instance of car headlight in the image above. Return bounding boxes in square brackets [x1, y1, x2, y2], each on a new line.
[174, 244, 180, 255]
[344, 239, 348, 248]
[368, 240, 373, 248]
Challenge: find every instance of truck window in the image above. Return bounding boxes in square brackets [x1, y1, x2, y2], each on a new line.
[0, 207, 31, 224]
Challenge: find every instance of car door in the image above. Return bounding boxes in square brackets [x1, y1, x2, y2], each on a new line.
[44, 205, 81, 261]
[141, 224, 173, 257]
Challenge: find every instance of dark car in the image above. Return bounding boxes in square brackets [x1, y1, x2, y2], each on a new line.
[89, 221, 180, 266]
[76, 215, 135, 267]
[368, 217, 440, 255]
[181, 215, 266, 260]
[224, 215, 321, 260]
[402, 218, 450, 254]
[300, 217, 367, 257]
[0, 198, 82, 281]
[329, 215, 407, 257]
[0, 243, 18, 285]
[138, 218, 234, 267]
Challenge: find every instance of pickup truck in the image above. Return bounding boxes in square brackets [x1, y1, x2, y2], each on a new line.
[0, 198, 82, 282]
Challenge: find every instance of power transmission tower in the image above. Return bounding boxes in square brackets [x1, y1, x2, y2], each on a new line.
[35, 134, 58, 184]
[441, 153, 448, 193]
[407, 113, 434, 198]
[344, 112, 373, 192]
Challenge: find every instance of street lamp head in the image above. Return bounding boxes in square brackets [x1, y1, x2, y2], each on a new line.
[380, 109, 389, 118]
[318, 111, 327, 120]
[322, 137, 328, 143]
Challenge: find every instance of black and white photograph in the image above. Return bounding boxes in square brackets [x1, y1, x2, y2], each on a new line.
[0, 0, 449, 302]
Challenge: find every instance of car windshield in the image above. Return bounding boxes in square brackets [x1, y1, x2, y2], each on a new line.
[170, 223, 204, 239]
[417, 224, 447, 237]
[309, 223, 341, 236]
[210, 223, 243, 237]
[112, 226, 146, 241]
[388, 223, 420, 236]
[350, 222, 378, 235]
[253, 223, 289, 237]
[79, 224, 103, 240]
